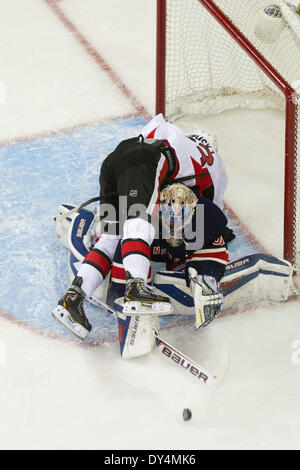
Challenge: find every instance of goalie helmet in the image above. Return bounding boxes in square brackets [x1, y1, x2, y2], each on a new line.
[160, 183, 198, 238]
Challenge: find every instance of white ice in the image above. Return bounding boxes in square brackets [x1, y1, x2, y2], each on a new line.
[0, 0, 300, 450]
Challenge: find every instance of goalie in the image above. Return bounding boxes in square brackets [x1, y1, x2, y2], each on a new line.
[52, 114, 230, 341]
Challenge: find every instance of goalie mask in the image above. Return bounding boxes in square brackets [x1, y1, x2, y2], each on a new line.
[160, 183, 197, 239]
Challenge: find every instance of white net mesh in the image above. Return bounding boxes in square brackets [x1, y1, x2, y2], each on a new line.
[165, 0, 300, 118]
[166, 0, 300, 119]
[163, 0, 300, 264]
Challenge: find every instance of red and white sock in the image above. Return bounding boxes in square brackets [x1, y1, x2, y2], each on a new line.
[121, 218, 155, 282]
[77, 234, 120, 297]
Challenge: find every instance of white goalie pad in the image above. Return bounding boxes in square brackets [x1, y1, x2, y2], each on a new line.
[117, 311, 159, 359]
[153, 254, 294, 316]
[55, 203, 77, 248]
[55, 203, 96, 258]
[221, 254, 293, 309]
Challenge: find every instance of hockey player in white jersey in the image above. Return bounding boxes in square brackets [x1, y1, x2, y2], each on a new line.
[141, 113, 228, 210]
[52, 114, 229, 340]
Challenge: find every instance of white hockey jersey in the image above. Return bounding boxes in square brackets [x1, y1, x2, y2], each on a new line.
[141, 114, 228, 210]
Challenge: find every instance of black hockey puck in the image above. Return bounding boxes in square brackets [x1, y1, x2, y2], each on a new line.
[183, 408, 192, 421]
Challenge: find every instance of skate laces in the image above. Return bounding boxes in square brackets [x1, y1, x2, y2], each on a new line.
[141, 282, 154, 294]
[79, 297, 86, 317]
[127, 277, 153, 291]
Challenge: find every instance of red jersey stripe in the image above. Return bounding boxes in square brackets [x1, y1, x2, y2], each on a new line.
[187, 250, 229, 263]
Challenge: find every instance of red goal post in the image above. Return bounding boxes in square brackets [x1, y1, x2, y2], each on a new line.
[156, 0, 300, 267]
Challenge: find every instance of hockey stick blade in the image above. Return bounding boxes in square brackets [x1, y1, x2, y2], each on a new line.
[89, 296, 229, 387]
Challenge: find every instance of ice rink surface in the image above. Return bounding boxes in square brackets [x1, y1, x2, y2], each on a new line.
[1, 0, 300, 450]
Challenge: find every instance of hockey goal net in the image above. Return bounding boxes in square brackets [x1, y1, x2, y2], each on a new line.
[156, 0, 300, 267]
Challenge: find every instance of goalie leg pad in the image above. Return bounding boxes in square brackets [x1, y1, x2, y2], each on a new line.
[117, 311, 159, 359]
[152, 254, 294, 314]
[221, 254, 294, 308]
[55, 203, 77, 248]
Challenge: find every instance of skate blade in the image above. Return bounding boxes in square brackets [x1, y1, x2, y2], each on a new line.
[122, 301, 173, 316]
[52, 306, 89, 340]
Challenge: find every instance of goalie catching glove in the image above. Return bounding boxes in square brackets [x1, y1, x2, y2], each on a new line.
[188, 268, 223, 330]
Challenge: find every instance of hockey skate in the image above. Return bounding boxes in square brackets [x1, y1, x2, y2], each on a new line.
[52, 276, 92, 340]
[123, 272, 173, 315]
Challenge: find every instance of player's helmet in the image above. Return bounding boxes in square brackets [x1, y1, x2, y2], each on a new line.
[160, 183, 198, 238]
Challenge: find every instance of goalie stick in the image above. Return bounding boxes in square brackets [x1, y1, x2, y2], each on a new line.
[88, 295, 229, 388]
[155, 336, 229, 388]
